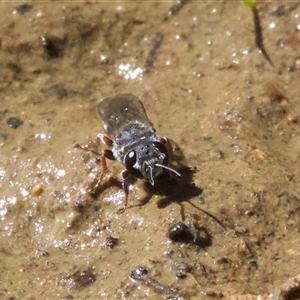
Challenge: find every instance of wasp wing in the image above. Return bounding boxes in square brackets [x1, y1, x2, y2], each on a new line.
[97, 94, 152, 139]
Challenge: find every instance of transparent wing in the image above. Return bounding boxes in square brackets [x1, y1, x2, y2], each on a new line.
[97, 94, 152, 138]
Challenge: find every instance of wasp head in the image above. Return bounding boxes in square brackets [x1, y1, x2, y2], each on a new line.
[124, 142, 180, 185]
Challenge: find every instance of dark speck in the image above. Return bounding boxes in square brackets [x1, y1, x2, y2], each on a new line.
[105, 236, 119, 248]
[41, 251, 50, 257]
[40, 36, 64, 59]
[217, 150, 225, 159]
[249, 260, 258, 269]
[6, 117, 23, 129]
[165, 0, 190, 19]
[62, 295, 73, 300]
[72, 202, 85, 212]
[130, 266, 149, 281]
[0, 110, 8, 121]
[61, 268, 96, 290]
[164, 250, 175, 258]
[167, 222, 194, 243]
[172, 260, 193, 273]
[176, 272, 187, 279]
[12, 4, 32, 15]
[40, 84, 68, 100]
[0, 133, 8, 141]
[277, 38, 285, 47]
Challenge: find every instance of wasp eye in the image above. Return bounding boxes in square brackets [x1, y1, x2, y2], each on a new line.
[124, 150, 143, 178]
[125, 150, 137, 169]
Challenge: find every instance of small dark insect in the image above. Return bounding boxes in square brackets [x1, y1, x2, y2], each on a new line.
[75, 93, 181, 212]
[167, 222, 194, 243]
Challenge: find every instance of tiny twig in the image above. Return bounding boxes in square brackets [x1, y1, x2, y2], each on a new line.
[144, 32, 164, 70]
[252, 5, 274, 67]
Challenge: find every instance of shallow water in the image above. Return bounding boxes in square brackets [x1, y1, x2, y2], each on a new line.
[1, 1, 300, 299]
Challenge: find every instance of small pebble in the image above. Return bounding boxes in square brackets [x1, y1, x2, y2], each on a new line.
[167, 222, 194, 243]
[251, 149, 266, 161]
[31, 185, 43, 196]
[263, 82, 286, 102]
[6, 117, 23, 129]
[294, 57, 300, 70]
[248, 260, 258, 269]
[130, 266, 149, 281]
[105, 236, 119, 249]
[287, 113, 297, 123]
[12, 4, 32, 15]
[40, 36, 62, 59]
[176, 272, 187, 279]
[62, 295, 74, 300]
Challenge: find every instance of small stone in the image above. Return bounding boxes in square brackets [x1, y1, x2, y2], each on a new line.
[105, 236, 119, 249]
[31, 185, 43, 196]
[130, 266, 149, 281]
[6, 117, 23, 129]
[12, 4, 32, 15]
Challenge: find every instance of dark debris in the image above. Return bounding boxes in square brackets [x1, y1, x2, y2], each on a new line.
[146, 277, 178, 295]
[61, 268, 97, 290]
[164, 0, 191, 20]
[144, 32, 164, 70]
[0, 133, 8, 141]
[0, 110, 8, 121]
[105, 236, 119, 249]
[40, 35, 65, 59]
[40, 84, 69, 100]
[61, 295, 74, 300]
[252, 6, 274, 67]
[12, 4, 32, 15]
[129, 266, 180, 297]
[6, 117, 23, 129]
[130, 266, 149, 281]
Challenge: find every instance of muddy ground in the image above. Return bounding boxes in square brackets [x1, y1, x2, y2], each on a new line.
[1, 1, 300, 299]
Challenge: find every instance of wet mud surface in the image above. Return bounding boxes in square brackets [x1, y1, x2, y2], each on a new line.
[1, 1, 300, 299]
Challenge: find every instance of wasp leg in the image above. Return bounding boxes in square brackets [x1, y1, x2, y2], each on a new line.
[97, 133, 113, 147]
[117, 170, 130, 214]
[73, 133, 113, 154]
[98, 149, 115, 174]
[92, 149, 115, 193]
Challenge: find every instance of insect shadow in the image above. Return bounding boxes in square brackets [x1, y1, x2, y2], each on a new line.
[143, 164, 203, 209]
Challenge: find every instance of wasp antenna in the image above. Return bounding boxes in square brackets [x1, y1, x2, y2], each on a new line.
[146, 166, 155, 186]
[155, 163, 181, 178]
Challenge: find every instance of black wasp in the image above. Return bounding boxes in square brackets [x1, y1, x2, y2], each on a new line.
[76, 93, 181, 212]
